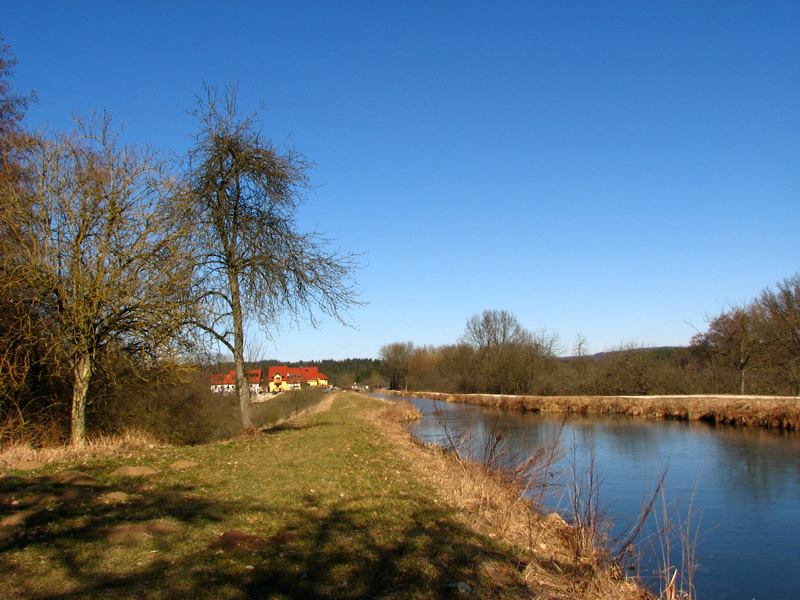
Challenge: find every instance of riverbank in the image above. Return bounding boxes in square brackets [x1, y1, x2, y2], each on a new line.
[379, 390, 800, 430]
[1, 393, 649, 599]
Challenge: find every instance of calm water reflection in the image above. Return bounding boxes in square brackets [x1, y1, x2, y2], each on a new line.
[379, 394, 800, 600]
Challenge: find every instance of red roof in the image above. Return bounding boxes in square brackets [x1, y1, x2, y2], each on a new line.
[210, 369, 263, 386]
[268, 366, 328, 383]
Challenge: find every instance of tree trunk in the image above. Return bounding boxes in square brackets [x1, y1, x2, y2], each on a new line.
[71, 353, 92, 446]
[228, 270, 252, 428]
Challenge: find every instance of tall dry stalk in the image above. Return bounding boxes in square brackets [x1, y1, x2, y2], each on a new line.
[652, 473, 704, 600]
[565, 439, 607, 570]
[431, 400, 564, 492]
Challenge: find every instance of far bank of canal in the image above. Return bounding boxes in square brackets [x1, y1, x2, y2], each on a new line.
[374, 393, 800, 600]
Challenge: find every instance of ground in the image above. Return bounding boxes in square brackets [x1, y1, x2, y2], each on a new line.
[0, 392, 648, 600]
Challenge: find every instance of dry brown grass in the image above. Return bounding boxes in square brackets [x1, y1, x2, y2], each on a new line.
[381, 398, 423, 421]
[0, 427, 162, 473]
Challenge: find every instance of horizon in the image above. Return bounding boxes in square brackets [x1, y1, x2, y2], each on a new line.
[6, 1, 798, 361]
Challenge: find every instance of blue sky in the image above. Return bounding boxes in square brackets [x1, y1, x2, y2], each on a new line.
[5, 1, 799, 360]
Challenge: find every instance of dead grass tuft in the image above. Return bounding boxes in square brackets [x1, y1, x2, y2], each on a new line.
[383, 399, 422, 421]
[208, 529, 270, 552]
[0, 427, 162, 473]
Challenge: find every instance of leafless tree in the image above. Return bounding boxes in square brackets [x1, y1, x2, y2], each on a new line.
[1, 113, 198, 445]
[757, 274, 800, 395]
[691, 304, 767, 395]
[460, 310, 558, 394]
[462, 309, 528, 351]
[0, 36, 41, 414]
[0, 34, 36, 195]
[183, 84, 362, 427]
[379, 341, 414, 390]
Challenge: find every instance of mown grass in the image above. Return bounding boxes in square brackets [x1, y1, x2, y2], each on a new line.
[0, 393, 538, 599]
[1, 392, 651, 599]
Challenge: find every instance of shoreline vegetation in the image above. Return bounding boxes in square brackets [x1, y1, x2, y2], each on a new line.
[378, 390, 800, 430]
[0, 393, 651, 600]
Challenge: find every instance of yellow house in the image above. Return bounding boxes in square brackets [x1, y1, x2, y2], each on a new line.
[267, 366, 329, 392]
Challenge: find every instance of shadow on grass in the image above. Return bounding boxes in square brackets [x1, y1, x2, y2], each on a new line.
[1, 474, 528, 600]
[259, 421, 334, 435]
[238, 493, 521, 600]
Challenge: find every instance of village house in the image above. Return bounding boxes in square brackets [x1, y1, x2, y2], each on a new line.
[210, 369, 264, 395]
[267, 365, 329, 392]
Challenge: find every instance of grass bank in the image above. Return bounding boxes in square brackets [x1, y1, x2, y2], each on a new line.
[0, 392, 648, 600]
[382, 390, 800, 430]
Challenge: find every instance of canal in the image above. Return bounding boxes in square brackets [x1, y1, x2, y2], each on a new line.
[379, 394, 800, 600]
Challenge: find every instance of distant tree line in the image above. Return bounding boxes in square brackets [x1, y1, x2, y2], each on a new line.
[379, 277, 800, 397]
[247, 358, 383, 390]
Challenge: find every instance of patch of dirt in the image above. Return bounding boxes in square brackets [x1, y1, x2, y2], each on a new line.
[22, 493, 61, 506]
[110, 466, 158, 477]
[14, 461, 44, 471]
[169, 460, 197, 470]
[1, 479, 95, 509]
[101, 522, 175, 539]
[58, 487, 94, 501]
[0, 470, 102, 529]
[208, 529, 270, 552]
[40, 471, 99, 486]
[100, 491, 130, 503]
[0, 508, 53, 527]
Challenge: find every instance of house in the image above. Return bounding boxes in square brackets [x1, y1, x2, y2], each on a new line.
[267, 365, 329, 392]
[210, 369, 264, 394]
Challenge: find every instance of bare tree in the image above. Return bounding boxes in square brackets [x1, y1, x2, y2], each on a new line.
[0, 34, 36, 195]
[691, 304, 767, 395]
[460, 310, 558, 394]
[184, 84, 362, 427]
[757, 274, 800, 395]
[1, 113, 198, 445]
[462, 309, 528, 351]
[379, 342, 413, 390]
[0, 36, 41, 413]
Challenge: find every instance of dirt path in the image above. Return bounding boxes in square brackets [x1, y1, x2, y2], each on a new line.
[259, 391, 337, 430]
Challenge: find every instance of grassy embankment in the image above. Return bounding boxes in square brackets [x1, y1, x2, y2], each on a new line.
[383, 390, 800, 430]
[0, 392, 648, 600]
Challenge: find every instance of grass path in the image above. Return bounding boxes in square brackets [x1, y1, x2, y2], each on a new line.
[1, 393, 540, 600]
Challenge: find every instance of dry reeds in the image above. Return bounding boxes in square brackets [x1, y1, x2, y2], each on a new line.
[382, 399, 422, 421]
[0, 427, 162, 473]
[378, 400, 653, 600]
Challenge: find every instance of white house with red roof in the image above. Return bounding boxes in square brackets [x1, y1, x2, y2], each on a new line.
[210, 369, 264, 394]
[267, 366, 329, 392]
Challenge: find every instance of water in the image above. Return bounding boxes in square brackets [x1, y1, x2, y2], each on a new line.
[378, 394, 800, 600]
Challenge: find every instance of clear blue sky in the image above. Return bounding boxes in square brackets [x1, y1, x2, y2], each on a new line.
[5, 1, 799, 361]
